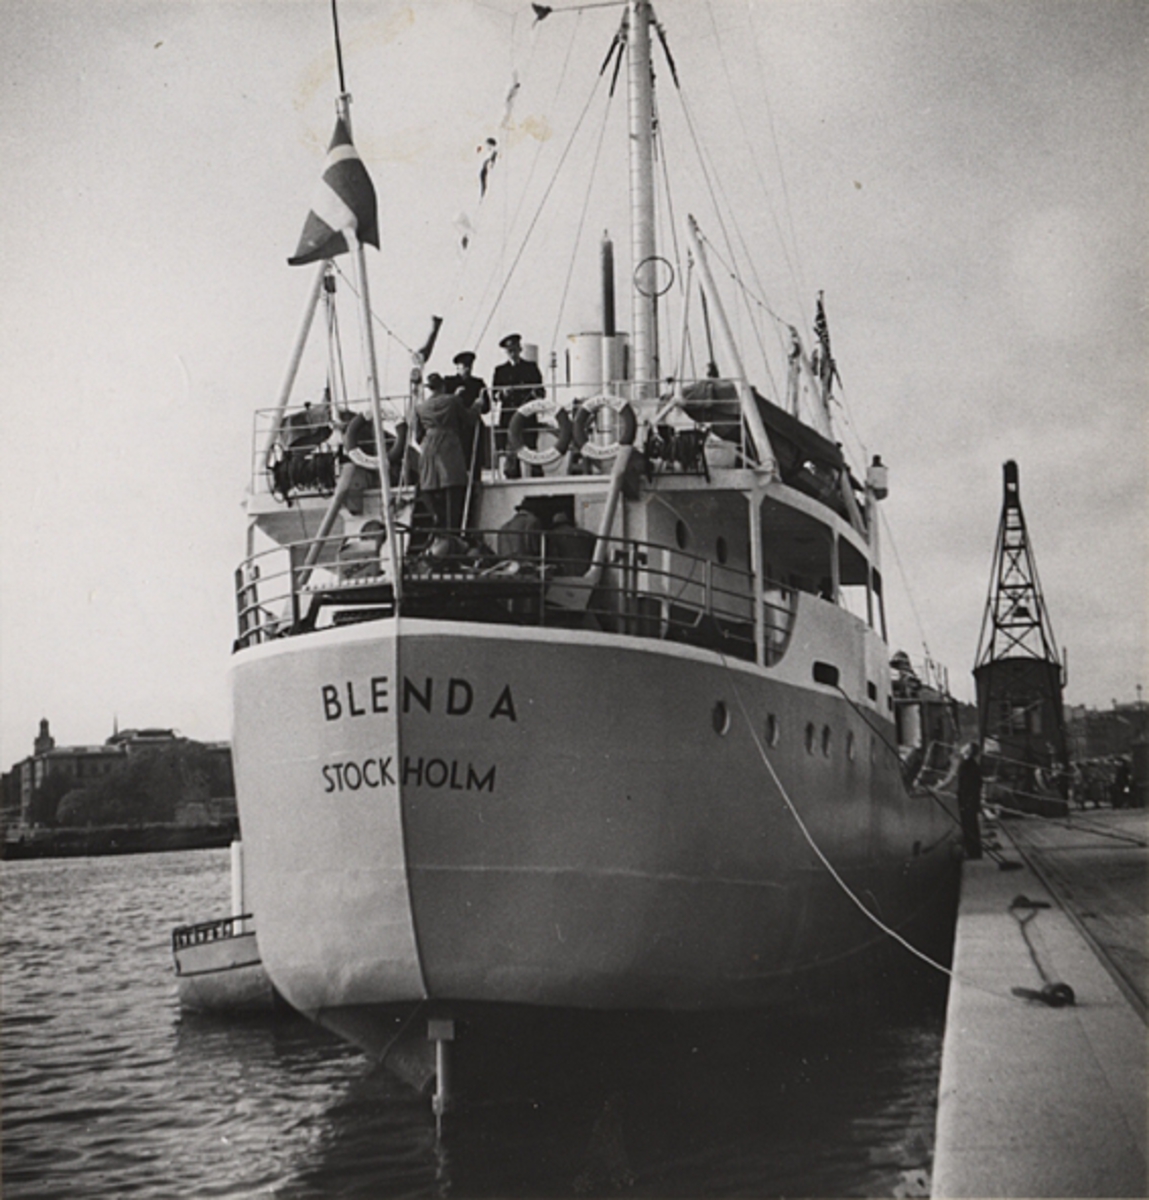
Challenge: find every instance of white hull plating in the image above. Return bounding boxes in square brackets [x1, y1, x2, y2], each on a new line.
[231, 613, 957, 1042]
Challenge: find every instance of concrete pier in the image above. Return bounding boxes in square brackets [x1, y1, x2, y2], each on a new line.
[932, 810, 1147, 1198]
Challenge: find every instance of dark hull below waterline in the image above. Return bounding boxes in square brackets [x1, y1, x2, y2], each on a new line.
[316, 902, 959, 1117]
[315, 868, 959, 1068]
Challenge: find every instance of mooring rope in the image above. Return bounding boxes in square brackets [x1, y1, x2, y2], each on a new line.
[720, 656, 1049, 1004]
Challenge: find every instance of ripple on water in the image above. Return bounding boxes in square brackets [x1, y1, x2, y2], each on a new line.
[3, 849, 950, 1198]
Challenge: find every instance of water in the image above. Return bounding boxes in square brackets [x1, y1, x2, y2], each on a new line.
[2, 850, 948, 1198]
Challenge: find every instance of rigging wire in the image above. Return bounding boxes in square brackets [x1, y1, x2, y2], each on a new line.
[464, 10, 587, 353]
[687, 223, 789, 399]
[879, 504, 934, 665]
[742, 0, 811, 324]
[650, 81, 693, 380]
[701, 0, 875, 472]
[669, 81, 779, 390]
[697, 0, 793, 379]
[472, 60, 607, 352]
[548, 79, 617, 355]
[330, 261, 415, 359]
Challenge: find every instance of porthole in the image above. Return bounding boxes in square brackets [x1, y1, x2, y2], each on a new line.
[675, 519, 688, 549]
[716, 535, 728, 565]
[712, 701, 731, 735]
[765, 713, 779, 746]
[846, 730, 856, 761]
[805, 722, 816, 754]
[821, 725, 832, 757]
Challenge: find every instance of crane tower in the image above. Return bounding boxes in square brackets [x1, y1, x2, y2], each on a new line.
[973, 461, 1070, 813]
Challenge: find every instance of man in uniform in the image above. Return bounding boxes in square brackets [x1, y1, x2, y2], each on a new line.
[492, 333, 545, 478]
[443, 350, 489, 484]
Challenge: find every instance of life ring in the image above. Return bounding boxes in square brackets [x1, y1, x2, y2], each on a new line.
[572, 395, 637, 461]
[507, 398, 573, 466]
[344, 414, 408, 471]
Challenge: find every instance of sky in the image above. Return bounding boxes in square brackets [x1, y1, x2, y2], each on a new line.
[1, 0, 1145, 766]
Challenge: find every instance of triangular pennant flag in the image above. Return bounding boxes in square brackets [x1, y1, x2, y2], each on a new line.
[288, 118, 379, 266]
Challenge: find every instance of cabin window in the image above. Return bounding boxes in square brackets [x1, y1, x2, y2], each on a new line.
[712, 701, 731, 735]
[821, 725, 832, 757]
[805, 722, 816, 754]
[760, 498, 832, 602]
[837, 539, 870, 623]
[765, 713, 779, 746]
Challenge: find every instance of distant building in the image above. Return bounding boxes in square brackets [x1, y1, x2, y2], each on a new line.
[1065, 702, 1148, 761]
[106, 726, 181, 753]
[1, 719, 235, 833]
[2, 719, 124, 831]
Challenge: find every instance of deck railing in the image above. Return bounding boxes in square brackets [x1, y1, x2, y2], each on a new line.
[251, 377, 751, 500]
[172, 915, 254, 953]
[233, 527, 795, 665]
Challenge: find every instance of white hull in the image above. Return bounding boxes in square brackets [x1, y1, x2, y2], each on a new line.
[231, 611, 958, 1049]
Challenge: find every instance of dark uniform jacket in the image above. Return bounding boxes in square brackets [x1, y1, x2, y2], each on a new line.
[492, 358, 545, 426]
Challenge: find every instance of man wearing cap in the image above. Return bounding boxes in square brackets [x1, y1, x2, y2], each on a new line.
[492, 333, 545, 478]
[444, 350, 490, 484]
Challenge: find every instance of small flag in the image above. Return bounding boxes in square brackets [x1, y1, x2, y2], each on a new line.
[478, 137, 498, 198]
[813, 291, 841, 389]
[288, 118, 379, 266]
[501, 73, 520, 130]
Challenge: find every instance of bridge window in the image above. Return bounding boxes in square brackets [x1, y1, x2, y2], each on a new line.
[838, 539, 870, 624]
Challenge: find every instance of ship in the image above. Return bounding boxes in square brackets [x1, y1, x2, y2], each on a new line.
[229, 0, 962, 1085]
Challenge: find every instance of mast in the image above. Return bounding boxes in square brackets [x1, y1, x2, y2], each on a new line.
[627, 0, 656, 399]
[332, 0, 403, 599]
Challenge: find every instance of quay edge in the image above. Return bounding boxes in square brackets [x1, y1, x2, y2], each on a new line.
[931, 814, 1147, 1199]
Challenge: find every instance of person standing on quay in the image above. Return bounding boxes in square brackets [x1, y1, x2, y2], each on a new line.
[957, 742, 984, 860]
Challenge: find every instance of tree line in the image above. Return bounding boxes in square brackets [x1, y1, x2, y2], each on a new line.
[27, 741, 234, 828]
